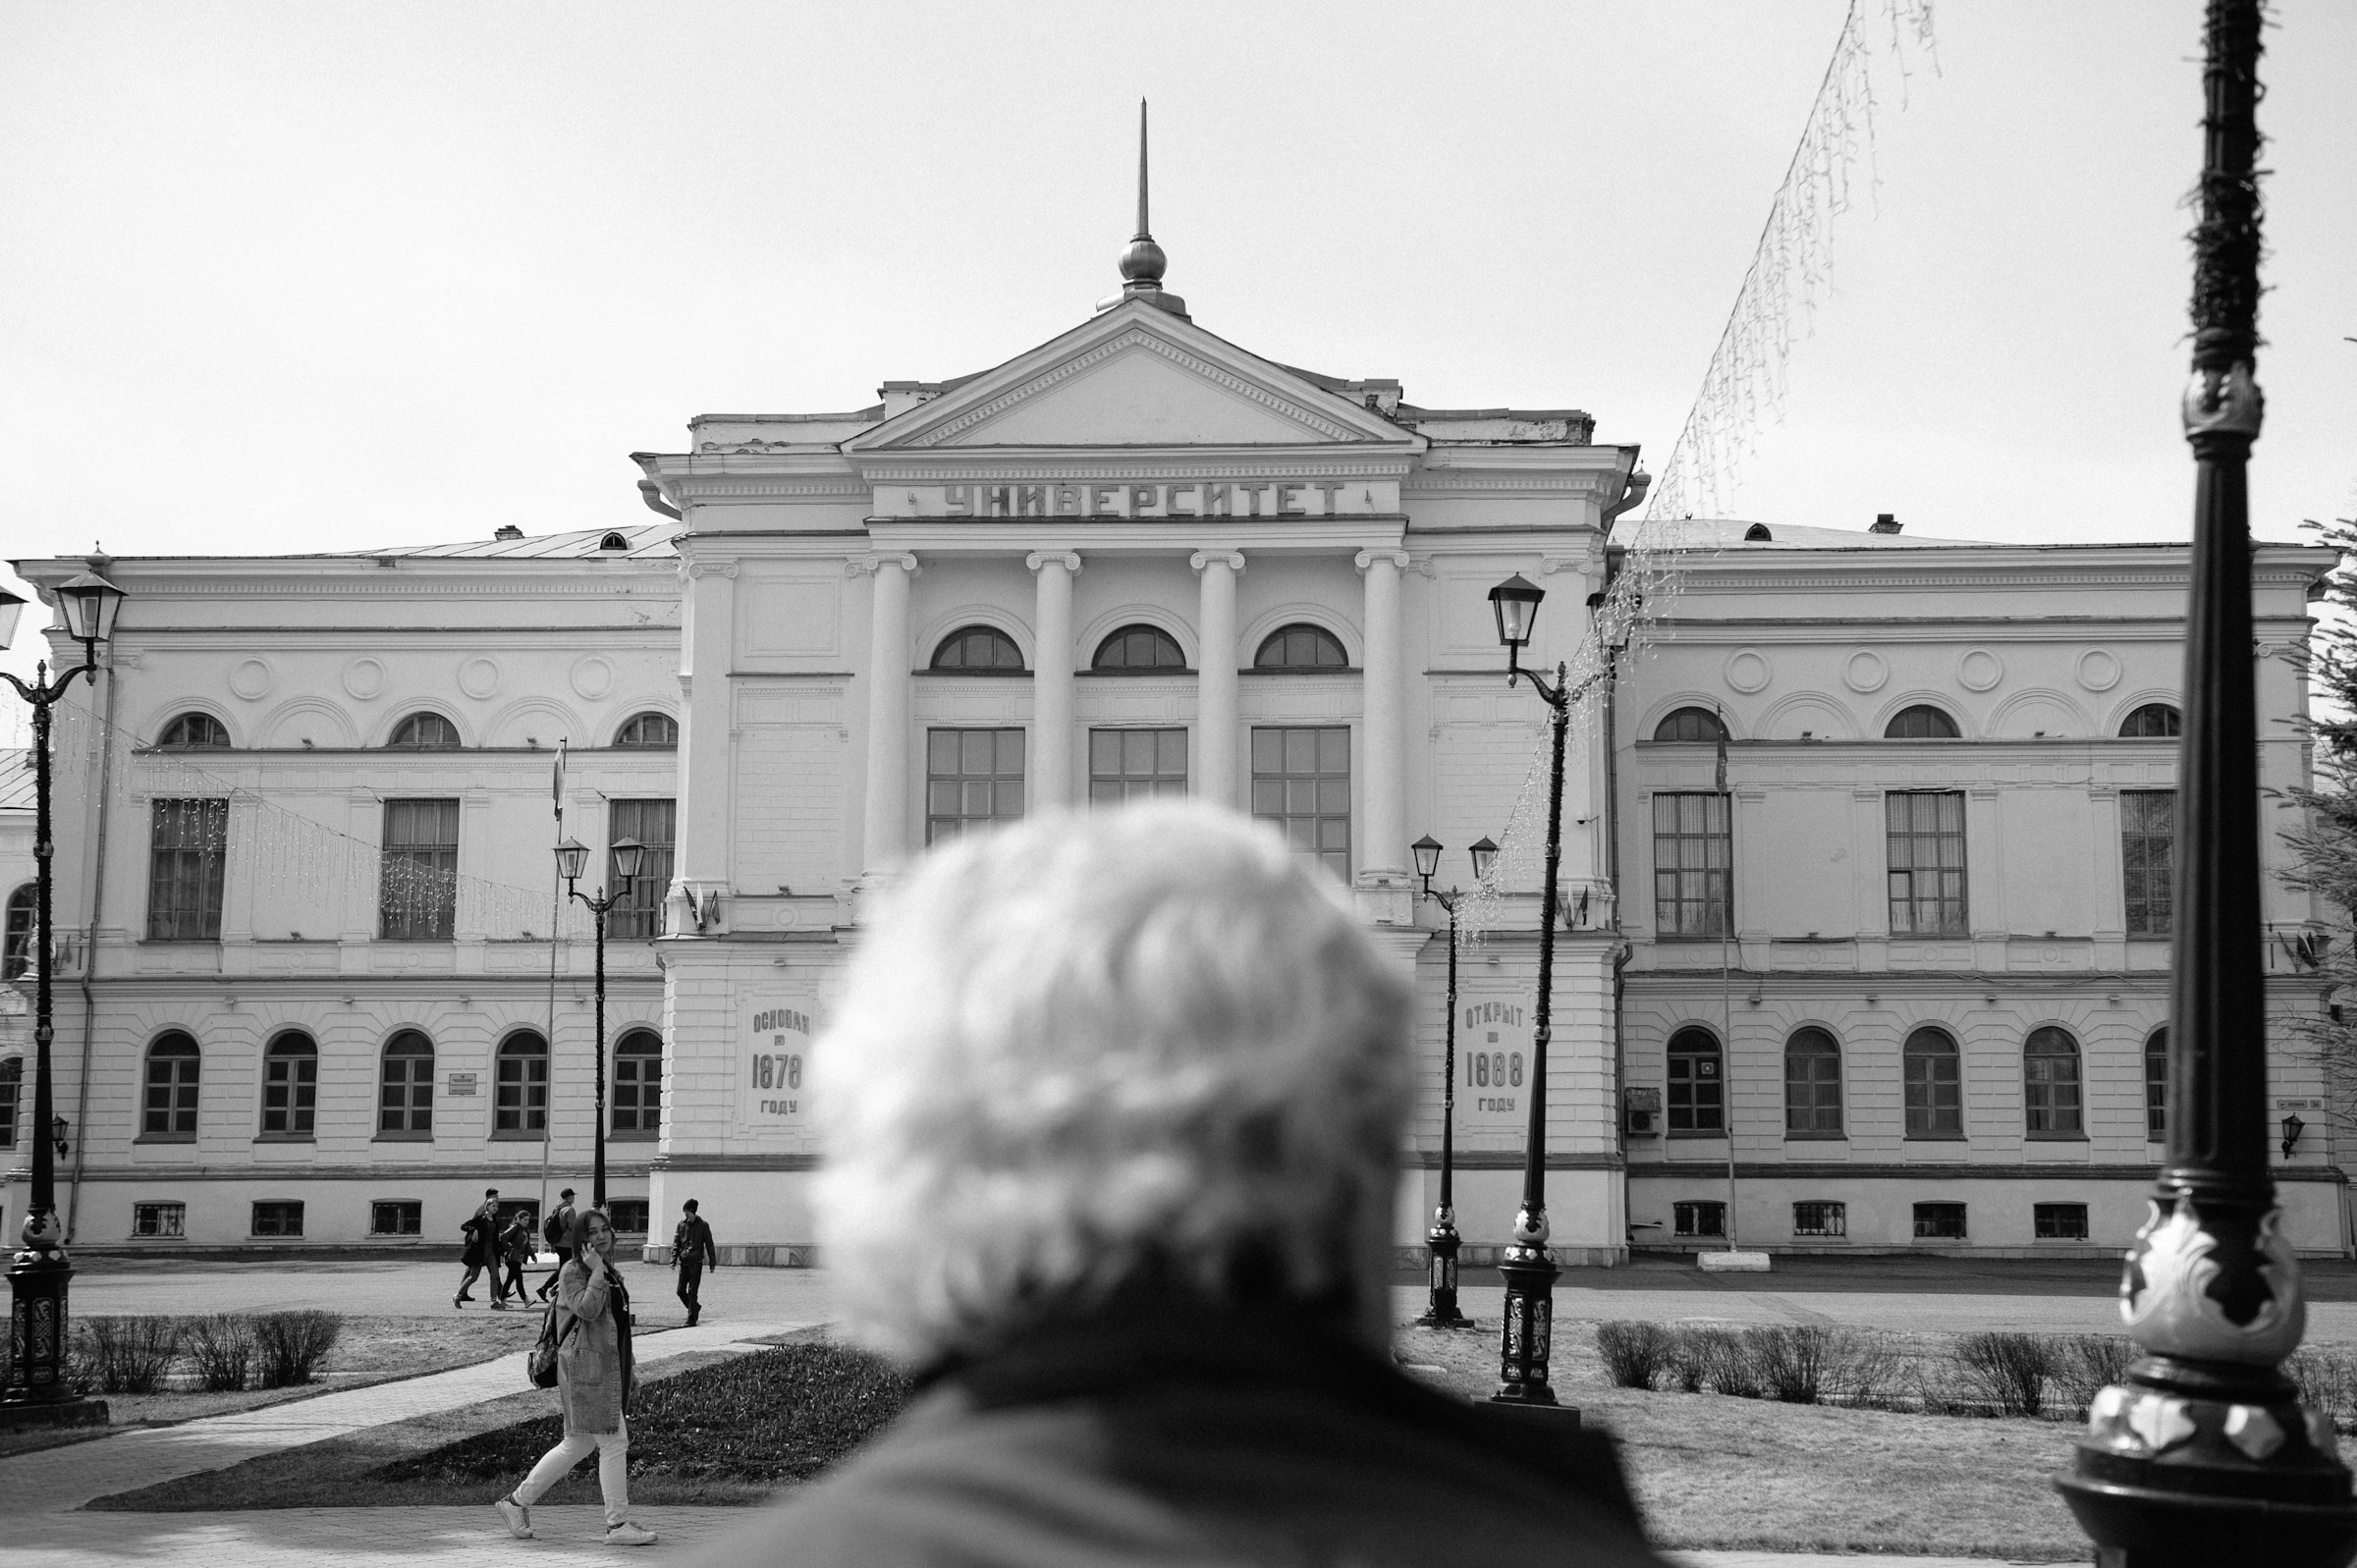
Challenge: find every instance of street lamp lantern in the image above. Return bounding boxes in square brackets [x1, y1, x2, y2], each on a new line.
[1410, 835, 1443, 885]
[52, 569, 124, 647]
[0, 587, 26, 650]
[1487, 572, 1543, 651]
[1469, 836, 1500, 885]
[2281, 1112, 2306, 1161]
[554, 837, 590, 885]
[611, 837, 645, 882]
[50, 1116, 68, 1161]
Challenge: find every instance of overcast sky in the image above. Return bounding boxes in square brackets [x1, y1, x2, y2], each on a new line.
[3, 2, 2353, 721]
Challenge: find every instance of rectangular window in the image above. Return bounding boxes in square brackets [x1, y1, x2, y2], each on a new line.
[380, 798, 460, 941]
[1887, 790, 1968, 937]
[260, 1050, 317, 1137]
[147, 798, 228, 941]
[251, 1201, 304, 1238]
[926, 729, 1025, 845]
[370, 1200, 422, 1236]
[495, 1046, 549, 1135]
[133, 1202, 186, 1238]
[1905, 1050, 1964, 1138]
[609, 798, 677, 940]
[2034, 1202, 2090, 1241]
[1913, 1202, 1967, 1240]
[1792, 1200, 1846, 1237]
[609, 1199, 650, 1235]
[1673, 1200, 1727, 1239]
[2122, 789, 2175, 936]
[1088, 729, 1188, 805]
[0, 1062, 18, 1149]
[1249, 727, 1350, 880]
[1652, 792, 1731, 939]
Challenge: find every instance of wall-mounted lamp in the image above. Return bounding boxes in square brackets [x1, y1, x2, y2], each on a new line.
[2281, 1113, 2306, 1161]
[51, 1114, 70, 1160]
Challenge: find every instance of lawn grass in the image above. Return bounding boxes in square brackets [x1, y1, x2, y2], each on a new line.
[1398, 1322, 2090, 1561]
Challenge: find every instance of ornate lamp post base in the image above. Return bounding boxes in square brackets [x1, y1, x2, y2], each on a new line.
[2, 1239, 108, 1431]
[1490, 1238, 1572, 1418]
[1415, 1215, 1476, 1330]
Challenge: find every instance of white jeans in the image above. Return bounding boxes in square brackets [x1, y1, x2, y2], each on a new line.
[516, 1415, 630, 1527]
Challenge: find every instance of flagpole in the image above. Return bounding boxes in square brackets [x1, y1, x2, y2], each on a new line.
[537, 741, 565, 1246]
[1718, 709, 1737, 1252]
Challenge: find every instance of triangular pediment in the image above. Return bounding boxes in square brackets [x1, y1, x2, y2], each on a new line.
[847, 300, 1420, 453]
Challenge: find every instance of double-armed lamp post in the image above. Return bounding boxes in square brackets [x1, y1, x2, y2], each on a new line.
[555, 835, 643, 1213]
[0, 568, 126, 1424]
[1409, 832, 1498, 1330]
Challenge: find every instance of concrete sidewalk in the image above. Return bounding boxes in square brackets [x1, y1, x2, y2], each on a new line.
[0, 1317, 816, 1520]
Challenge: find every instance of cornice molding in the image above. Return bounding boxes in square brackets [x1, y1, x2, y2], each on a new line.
[857, 455, 1415, 482]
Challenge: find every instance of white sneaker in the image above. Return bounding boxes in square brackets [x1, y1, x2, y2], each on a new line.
[606, 1521, 659, 1546]
[494, 1494, 533, 1539]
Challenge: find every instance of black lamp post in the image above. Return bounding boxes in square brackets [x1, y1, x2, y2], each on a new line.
[1, 566, 125, 1426]
[2056, 6, 2357, 1563]
[556, 834, 644, 1212]
[1411, 832, 1499, 1331]
[1483, 569, 1611, 1409]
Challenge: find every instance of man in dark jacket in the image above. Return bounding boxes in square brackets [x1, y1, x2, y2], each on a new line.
[671, 1200, 717, 1326]
[535, 1188, 576, 1304]
[681, 805, 1669, 1567]
[455, 1187, 499, 1309]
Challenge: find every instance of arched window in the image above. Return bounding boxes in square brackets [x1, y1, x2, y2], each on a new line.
[2145, 1027, 2168, 1141]
[2120, 703, 2182, 738]
[2025, 1025, 2084, 1137]
[1253, 623, 1347, 670]
[613, 1029, 662, 1138]
[1903, 1026, 1962, 1139]
[2, 884, 31, 981]
[1885, 705, 1960, 739]
[930, 625, 1026, 672]
[379, 1029, 435, 1138]
[495, 1032, 548, 1136]
[142, 1032, 201, 1139]
[1666, 1026, 1725, 1134]
[1783, 1027, 1843, 1137]
[0, 1056, 20, 1150]
[598, 530, 630, 551]
[1653, 707, 1728, 743]
[260, 1031, 318, 1138]
[388, 712, 461, 749]
[613, 712, 678, 749]
[159, 713, 231, 749]
[1092, 624, 1186, 672]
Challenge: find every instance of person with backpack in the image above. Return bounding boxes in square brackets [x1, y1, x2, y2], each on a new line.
[456, 1188, 500, 1309]
[672, 1200, 718, 1327]
[496, 1206, 657, 1547]
[495, 1208, 537, 1309]
[536, 1189, 576, 1304]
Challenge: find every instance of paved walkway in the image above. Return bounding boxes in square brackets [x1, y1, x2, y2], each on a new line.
[0, 1317, 814, 1520]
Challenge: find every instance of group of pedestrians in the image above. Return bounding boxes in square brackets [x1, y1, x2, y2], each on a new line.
[454, 1187, 581, 1311]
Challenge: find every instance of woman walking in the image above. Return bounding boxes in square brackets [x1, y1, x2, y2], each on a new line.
[494, 1208, 657, 1546]
[493, 1209, 536, 1310]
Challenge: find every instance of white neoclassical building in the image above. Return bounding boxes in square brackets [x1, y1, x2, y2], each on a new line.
[2, 244, 2340, 1266]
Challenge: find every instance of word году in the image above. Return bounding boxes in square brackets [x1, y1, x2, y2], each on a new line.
[941, 481, 1351, 518]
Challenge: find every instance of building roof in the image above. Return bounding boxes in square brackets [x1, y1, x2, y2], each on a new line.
[1651, 518, 2001, 550]
[0, 750, 30, 813]
[352, 523, 681, 562]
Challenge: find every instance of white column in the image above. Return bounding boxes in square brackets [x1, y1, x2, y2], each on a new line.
[1027, 552, 1080, 810]
[1355, 549, 1409, 877]
[860, 553, 917, 876]
[1190, 550, 1243, 809]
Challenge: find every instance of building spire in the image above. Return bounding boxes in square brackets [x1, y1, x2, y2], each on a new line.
[1100, 98, 1187, 318]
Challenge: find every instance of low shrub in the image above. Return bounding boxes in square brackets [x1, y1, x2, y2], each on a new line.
[1828, 1329, 1906, 1408]
[1746, 1325, 1839, 1405]
[2050, 1334, 2135, 1419]
[251, 1311, 342, 1388]
[2285, 1347, 2357, 1433]
[1592, 1322, 1675, 1390]
[1956, 1331, 2055, 1418]
[1676, 1326, 1762, 1398]
[77, 1315, 182, 1394]
[373, 1341, 910, 1485]
[183, 1314, 257, 1392]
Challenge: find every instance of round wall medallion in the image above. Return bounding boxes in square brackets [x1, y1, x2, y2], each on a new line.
[570, 656, 615, 701]
[1843, 650, 1889, 693]
[1724, 649, 1773, 694]
[459, 657, 502, 700]
[1957, 649, 2004, 692]
[342, 658, 386, 700]
[228, 658, 274, 701]
[2075, 649, 2122, 692]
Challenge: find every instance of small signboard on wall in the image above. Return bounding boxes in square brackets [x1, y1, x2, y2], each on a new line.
[447, 1072, 478, 1097]
[1455, 997, 1535, 1129]
[740, 1000, 817, 1135]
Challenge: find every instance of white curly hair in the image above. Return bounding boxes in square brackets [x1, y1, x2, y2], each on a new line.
[814, 801, 1412, 1366]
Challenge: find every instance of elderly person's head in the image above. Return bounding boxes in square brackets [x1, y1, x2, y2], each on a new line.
[816, 803, 1412, 1367]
